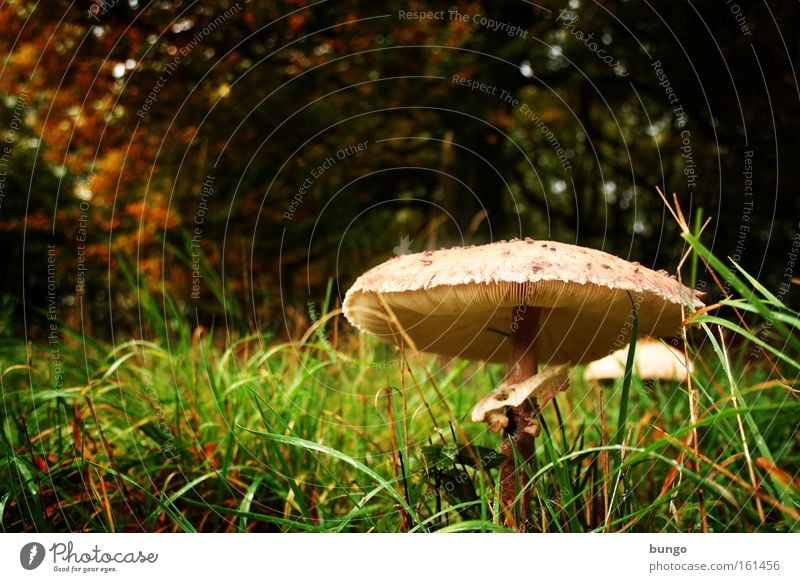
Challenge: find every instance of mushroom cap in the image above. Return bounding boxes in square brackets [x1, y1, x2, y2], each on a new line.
[343, 239, 703, 365]
[583, 337, 694, 382]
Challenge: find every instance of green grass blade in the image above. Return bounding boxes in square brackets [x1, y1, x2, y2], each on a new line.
[614, 301, 638, 449]
[240, 428, 418, 524]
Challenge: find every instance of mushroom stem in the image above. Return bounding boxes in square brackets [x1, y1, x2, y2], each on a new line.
[500, 305, 540, 531]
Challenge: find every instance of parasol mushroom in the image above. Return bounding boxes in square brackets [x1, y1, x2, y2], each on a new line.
[583, 337, 694, 383]
[342, 238, 702, 530]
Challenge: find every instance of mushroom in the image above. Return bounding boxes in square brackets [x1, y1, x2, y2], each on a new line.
[583, 337, 694, 383]
[342, 238, 702, 529]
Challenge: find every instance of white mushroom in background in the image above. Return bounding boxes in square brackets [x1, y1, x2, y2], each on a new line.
[583, 337, 694, 383]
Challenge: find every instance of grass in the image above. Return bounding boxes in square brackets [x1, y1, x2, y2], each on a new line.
[0, 232, 798, 532]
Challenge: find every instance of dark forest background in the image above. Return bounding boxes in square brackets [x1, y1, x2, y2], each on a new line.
[1, 0, 798, 342]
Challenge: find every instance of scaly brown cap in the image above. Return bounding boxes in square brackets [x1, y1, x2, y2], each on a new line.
[343, 239, 703, 364]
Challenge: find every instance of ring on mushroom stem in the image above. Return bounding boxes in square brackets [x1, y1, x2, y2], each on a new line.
[343, 238, 704, 532]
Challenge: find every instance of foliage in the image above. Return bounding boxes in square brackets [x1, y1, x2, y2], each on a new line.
[1, 1, 798, 338]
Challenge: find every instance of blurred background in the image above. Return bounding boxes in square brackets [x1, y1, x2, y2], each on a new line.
[1, 0, 798, 342]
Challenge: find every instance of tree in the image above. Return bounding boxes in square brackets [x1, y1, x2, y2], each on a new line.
[1, 0, 797, 340]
